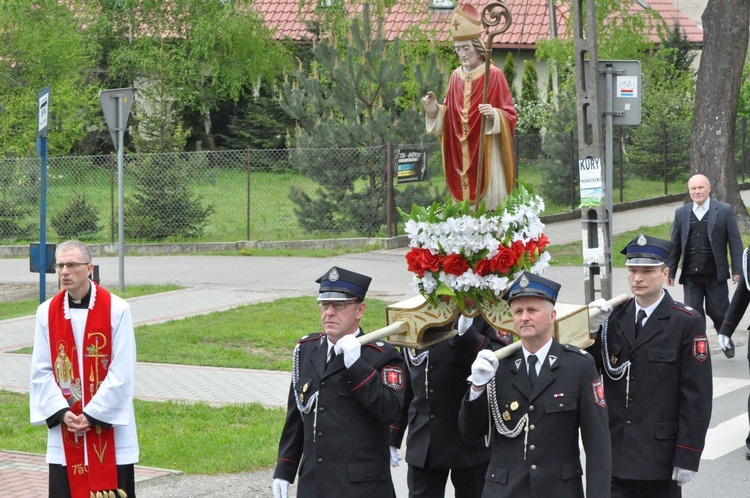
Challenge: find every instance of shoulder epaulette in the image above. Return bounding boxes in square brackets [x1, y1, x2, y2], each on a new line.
[563, 344, 590, 356]
[298, 332, 325, 344]
[363, 340, 388, 353]
[672, 302, 697, 317]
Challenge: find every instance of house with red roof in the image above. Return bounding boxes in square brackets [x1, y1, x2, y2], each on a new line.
[254, 0, 703, 94]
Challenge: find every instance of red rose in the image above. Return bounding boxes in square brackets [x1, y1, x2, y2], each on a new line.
[510, 240, 526, 259]
[418, 249, 441, 274]
[441, 253, 470, 276]
[490, 246, 518, 274]
[536, 234, 549, 250]
[406, 248, 441, 277]
[474, 258, 493, 276]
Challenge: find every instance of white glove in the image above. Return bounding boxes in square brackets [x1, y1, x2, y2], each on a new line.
[468, 349, 499, 386]
[389, 446, 402, 467]
[672, 466, 696, 486]
[588, 298, 613, 334]
[457, 315, 473, 336]
[334, 334, 361, 368]
[718, 334, 731, 350]
[273, 478, 290, 498]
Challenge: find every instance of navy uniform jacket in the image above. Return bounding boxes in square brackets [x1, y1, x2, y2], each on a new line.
[719, 246, 750, 361]
[274, 331, 406, 498]
[459, 340, 611, 498]
[667, 198, 742, 283]
[389, 316, 510, 469]
[590, 291, 713, 479]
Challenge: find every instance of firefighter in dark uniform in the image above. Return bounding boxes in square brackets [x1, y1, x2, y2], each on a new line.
[459, 271, 612, 497]
[588, 234, 713, 497]
[272, 267, 406, 498]
[717, 245, 750, 460]
[389, 315, 509, 498]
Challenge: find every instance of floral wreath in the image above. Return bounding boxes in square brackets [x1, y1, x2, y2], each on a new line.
[400, 186, 551, 314]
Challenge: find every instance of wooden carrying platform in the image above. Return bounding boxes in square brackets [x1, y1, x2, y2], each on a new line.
[383, 295, 597, 349]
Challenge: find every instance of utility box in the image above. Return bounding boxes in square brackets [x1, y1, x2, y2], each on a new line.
[29, 243, 56, 274]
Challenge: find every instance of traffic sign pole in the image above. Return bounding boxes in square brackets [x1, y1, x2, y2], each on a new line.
[37, 87, 50, 304]
[99, 88, 135, 293]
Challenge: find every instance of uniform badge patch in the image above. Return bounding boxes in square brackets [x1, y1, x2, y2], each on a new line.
[382, 366, 404, 390]
[495, 329, 514, 345]
[692, 335, 709, 362]
[592, 379, 606, 407]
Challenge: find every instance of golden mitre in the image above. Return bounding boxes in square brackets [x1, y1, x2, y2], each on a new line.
[451, 3, 482, 41]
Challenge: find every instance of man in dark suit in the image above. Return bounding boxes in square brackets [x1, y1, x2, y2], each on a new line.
[390, 315, 509, 498]
[591, 234, 713, 497]
[717, 246, 750, 460]
[459, 271, 611, 497]
[272, 267, 406, 498]
[667, 173, 742, 329]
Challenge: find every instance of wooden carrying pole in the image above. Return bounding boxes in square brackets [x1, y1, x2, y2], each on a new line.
[493, 293, 630, 360]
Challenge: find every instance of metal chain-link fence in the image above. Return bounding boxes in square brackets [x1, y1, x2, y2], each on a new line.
[2, 121, 749, 244]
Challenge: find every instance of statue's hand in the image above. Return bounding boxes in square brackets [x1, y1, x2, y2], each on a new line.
[477, 103, 495, 121]
[422, 91, 439, 118]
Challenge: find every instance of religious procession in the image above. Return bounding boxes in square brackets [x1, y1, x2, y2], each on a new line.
[11, 1, 748, 498]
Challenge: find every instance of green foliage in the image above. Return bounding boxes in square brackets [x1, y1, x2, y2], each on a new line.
[281, 4, 442, 235]
[218, 87, 295, 153]
[50, 197, 102, 240]
[516, 61, 548, 159]
[625, 25, 695, 183]
[535, 0, 662, 86]
[520, 61, 540, 105]
[0, 0, 99, 156]
[503, 52, 518, 102]
[536, 86, 580, 207]
[124, 155, 215, 240]
[102, 0, 290, 151]
[0, 157, 36, 241]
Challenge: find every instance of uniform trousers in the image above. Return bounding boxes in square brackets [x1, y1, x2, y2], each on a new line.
[407, 461, 487, 498]
[683, 273, 728, 329]
[611, 477, 680, 498]
[49, 464, 136, 498]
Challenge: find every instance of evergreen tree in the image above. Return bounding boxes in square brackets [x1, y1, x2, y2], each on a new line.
[124, 153, 215, 240]
[503, 52, 518, 102]
[516, 61, 545, 159]
[280, 3, 443, 235]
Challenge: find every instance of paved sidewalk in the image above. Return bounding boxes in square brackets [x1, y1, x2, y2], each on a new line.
[0, 196, 741, 496]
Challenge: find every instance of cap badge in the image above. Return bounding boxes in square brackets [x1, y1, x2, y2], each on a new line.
[636, 233, 648, 246]
[520, 274, 530, 288]
[328, 268, 340, 282]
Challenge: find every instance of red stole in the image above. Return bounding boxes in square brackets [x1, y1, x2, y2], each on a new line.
[440, 63, 517, 203]
[48, 284, 119, 498]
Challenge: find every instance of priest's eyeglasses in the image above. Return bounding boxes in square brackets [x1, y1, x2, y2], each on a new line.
[318, 301, 360, 312]
[54, 262, 89, 270]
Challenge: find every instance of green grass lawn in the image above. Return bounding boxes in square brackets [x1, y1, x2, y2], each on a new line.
[0, 284, 183, 321]
[0, 390, 285, 474]
[134, 297, 391, 370]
